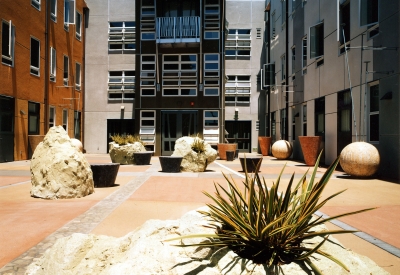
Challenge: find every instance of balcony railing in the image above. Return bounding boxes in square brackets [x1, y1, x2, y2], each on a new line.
[156, 16, 200, 43]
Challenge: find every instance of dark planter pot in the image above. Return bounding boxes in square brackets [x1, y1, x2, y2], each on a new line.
[217, 143, 237, 160]
[239, 156, 263, 173]
[159, 156, 183, 172]
[91, 163, 120, 187]
[226, 150, 235, 161]
[133, 151, 153, 165]
[298, 136, 322, 166]
[258, 136, 272, 156]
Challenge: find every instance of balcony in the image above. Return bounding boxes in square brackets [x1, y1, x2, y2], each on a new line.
[156, 16, 200, 44]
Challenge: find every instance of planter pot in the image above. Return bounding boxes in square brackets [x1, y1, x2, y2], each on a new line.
[258, 136, 272, 156]
[298, 136, 322, 166]
[339, 142, 380, 177]
[217, 143, 237, 160]
[226, 150, 235, 161]
[271, 140, 293, 160]
[91, 163, 120, 187]
[159, 156, 183, 172]
[239, 156, 263, 173]
[133, 151, 153, 165]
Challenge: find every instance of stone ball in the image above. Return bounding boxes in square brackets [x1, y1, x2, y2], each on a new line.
[272, 140, 293, 160]
[340, 142, 380, 177]
[70, 138, 83, 152]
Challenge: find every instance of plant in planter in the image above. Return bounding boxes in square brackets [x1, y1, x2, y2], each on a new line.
[109, 134, 146, 165]
[167, 153, 373, 273]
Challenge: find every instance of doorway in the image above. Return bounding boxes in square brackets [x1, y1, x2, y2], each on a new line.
[225, 120, 251, 153]
[162, 111, 197, 155]
[0, 96, 15, 162]
[337, 90, 352, 156]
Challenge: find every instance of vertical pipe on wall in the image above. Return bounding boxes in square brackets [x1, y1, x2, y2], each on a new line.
[285, 0, 289, 140]
[44, 0, 50, 134]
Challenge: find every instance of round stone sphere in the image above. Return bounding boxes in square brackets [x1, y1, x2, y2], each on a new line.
[71, 138, 83, 152]
[272, 140, 293, 160]
[339, 142, 380, 177]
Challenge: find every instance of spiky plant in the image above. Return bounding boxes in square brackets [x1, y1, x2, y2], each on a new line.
[110, 134, 127, 145]
[166, 153, 374, 273]
[126, 134, 145, 146]
[191, 137, 206, 154]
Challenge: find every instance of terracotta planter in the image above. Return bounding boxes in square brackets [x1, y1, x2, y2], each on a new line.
[339, 142, 380, 177]
[258, 136, 272, 156]
[298, 136, 322, 166]
[217, 143, 237, 160]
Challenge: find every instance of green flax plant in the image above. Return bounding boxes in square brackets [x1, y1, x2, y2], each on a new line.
[166, 153, 374, 274]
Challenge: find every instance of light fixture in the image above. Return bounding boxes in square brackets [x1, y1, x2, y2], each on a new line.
[121, 106, 125, 109]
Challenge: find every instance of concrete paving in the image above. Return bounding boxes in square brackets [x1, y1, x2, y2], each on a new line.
[0, 153, 399, 274]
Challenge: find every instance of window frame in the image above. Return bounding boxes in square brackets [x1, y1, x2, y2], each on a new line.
[50, 47, 56, 82]
[76, 11, 82, 40]
[49, 106, 56, 128]
[108, 21, 136, 52]
[359, 0, 379, 27]
[204, 87, 219, 96]
[62, 109, 68, 131]
[368, 81, 380, 143]
[1, 20, 15, 67]
[28, 101, 40, 135]
[291, 46, 296, 75]
[225, 75, 251, 105]
[30, 37, 40, 76]
[75, 62, 81, 90]
[281, 54, 286, 81]
[225, 29, 251, 58]
[31, 0, 41, 10]
[309, 22, 324, 60]
[108, 70, 136, 101]
[63, 55, 69, 86]
[51, 0, 57, 22]
[139, 110, 156, 144]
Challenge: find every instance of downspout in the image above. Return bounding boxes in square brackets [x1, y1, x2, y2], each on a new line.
[44, 0, 50, 134]
[220, 0, 226, 143]
[285, 0, 289, 140]
[82, 7, 89, 146]
[265, 3, 271, 137]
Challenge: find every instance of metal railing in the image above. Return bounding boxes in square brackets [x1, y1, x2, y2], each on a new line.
[156, 16, 200, 42]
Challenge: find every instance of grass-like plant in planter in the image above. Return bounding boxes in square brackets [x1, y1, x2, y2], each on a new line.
[166, 153, 374, 274]
[191, 137, 206, 154]
[110, 134, 144, 146]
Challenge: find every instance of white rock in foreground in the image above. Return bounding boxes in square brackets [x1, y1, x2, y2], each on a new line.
[30, 126, 94, 199]
[26, 208, 389, 275]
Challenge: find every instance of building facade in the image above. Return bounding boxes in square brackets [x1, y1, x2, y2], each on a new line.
[265, 0, 399, 179]
[84, 0, 266, 155]
[0, 0, 87, 162]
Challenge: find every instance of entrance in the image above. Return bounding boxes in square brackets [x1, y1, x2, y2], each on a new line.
[162, 111, 197, 155]
[0, 96, 15, 162]
[225, 120, 251, 153]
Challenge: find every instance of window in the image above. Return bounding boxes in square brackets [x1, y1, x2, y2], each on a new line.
[76, 11, 82, 40]
[281, 54, 286, 81]
[315, 97, 325, 140]
[204, 54, 219, 78]
[64, 0, 75, 28]
[140, 110, 155, 144]
[28, 102, 40, 135]
[32, 0, 40, 10]
[109, 22, 136, 52]
[359, 0, 378, 27]
[162, 54, 197, 91]
[291, 46, 295, 75]
[50, 47, 56, 82]
[368, 83, 379, 142]
[339, 0, 351, 45]
[30, 37, 40, 76]
[204, 87, 219, 96]
[204, 0, 220, 39]
[280, 109, 286, 139]
[62, 109, 68, 131]
[310, 22, 324, 59]
[74, 111, 81, 139]
[108, 71, 135, 101]
[63, 55, 69, 85]
[49, 106, 56, 128]
[75, 62, 81, 90]
[271, 111, 276, 139]
[261, 63, 275, 88]
[281, 0, 286, 26]
[203, 110, 219, 145]
[1, 21, 15, 66]
[302, 36, 307, 73]
[51, 0, 57, 22]
[338, 90, 351, 132]
[140, 55, 156, 89]
[226, 29, 251, 58]
[271, 12, 276, 40]
[225, 75, 251, 105]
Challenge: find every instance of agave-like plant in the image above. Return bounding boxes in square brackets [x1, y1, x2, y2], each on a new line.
[166, 153, 374, 274]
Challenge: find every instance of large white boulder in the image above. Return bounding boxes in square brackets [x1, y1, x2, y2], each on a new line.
[26, 208, 389, 275]
[30, 126, 94, 199]
[109, 142, 146, 165]
[172, 136, 217, 172]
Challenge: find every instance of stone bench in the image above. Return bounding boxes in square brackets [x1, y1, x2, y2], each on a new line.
[159, 156, 183, 172]
[133, 151, 153, 165]
[239, 156, 263, 173]
[90, 163, 120, 187]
